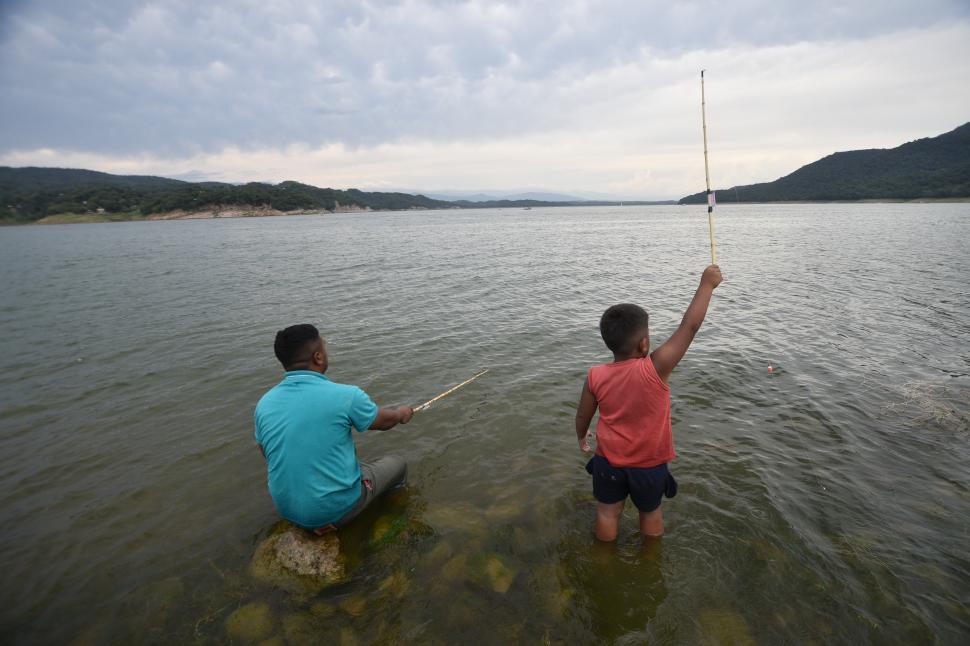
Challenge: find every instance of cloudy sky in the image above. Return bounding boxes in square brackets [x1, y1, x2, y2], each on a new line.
[1, 1, 969, 199]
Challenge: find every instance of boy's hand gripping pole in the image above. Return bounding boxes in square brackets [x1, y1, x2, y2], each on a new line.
[701, 69, 718, 265]
[413, 368, 489, 413]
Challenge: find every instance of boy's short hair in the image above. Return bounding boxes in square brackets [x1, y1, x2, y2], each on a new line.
[600, 304, 649, 354]
[274, 324, 321, 368]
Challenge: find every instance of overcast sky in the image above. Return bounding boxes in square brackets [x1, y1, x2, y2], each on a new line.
[1, 0, 969, 199]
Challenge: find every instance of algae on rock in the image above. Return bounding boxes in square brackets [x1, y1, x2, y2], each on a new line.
[368, 514, 409, 549]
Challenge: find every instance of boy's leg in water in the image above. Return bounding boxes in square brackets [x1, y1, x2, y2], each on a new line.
[595, 500, 626, 541]
[639, 505, 664, 537]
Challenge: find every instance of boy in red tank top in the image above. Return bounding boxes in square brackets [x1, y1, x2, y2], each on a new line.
[575, 265, 722, 541]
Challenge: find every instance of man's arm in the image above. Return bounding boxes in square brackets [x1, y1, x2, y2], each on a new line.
[575, 378, 598, 452]
[651, 265, 723, 383]
[369, 406, 414, 431]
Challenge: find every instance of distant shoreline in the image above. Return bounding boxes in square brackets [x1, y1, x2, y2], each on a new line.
[25, 203, 373, 225]
[2, 197, 967, 226]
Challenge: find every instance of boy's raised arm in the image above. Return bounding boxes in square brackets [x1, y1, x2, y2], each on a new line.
[575, 378, 598, 452]
[651, 265, 722, 383]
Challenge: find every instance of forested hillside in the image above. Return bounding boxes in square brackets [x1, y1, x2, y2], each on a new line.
[680, 122, 970, 203]
[0, 168, 452, 221]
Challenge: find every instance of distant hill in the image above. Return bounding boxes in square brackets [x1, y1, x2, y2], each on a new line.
[679, 122, 970, 204]
[0, 167, 454, 221]
[0, 166, 671, 222]
[0, 166, 191, 191]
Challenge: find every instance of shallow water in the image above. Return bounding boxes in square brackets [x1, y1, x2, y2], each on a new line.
[0, 204, 968, 644]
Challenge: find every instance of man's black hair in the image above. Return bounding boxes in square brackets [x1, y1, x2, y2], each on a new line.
[274, 324, 321, 368]
[599, 304, 649, 354]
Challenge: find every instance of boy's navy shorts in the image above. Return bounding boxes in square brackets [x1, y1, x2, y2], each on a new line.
[586, 454, 677, 512]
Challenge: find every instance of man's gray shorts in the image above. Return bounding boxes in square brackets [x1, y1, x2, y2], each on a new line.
[335, 455, 407, 527]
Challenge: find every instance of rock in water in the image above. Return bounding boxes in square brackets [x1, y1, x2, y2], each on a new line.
[368, 514, 408, 549]
[484, 555, 517, 594]
[273, 531, 341, 576]
[377, 570, 410, 599]
[224, 602, 275, 643]
[338, 595, 367, 617]
[250, 522, 349, 594]
[339, 626, 360, 646]
[697, 609, 756, 646]
[281, 613, 317, 646]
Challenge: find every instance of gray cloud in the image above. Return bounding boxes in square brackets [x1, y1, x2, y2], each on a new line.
[1, 0, 968, 157]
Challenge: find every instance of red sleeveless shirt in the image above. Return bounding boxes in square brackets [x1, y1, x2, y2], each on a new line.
[588, 356, 674, 468]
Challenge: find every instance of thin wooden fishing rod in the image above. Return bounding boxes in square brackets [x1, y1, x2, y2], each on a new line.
[701, 69, 718, 264]
[413, 368, 489, 413]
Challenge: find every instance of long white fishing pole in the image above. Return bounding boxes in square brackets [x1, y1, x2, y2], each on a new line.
[412, 368, 489, 413]
[701, 69, 718, 264]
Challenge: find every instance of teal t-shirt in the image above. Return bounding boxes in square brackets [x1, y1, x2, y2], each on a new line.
[254, 370, 379, 528]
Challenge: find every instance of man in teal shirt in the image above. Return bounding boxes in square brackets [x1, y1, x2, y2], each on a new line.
[255, 324, 413, 532]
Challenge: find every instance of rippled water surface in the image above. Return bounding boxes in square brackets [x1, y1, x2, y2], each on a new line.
[1, 204, 968, 644]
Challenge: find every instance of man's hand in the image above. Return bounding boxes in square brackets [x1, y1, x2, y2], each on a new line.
[578, 432, 592, 453]
[701, 264, 723, 290]
[399, 406, 414, 424]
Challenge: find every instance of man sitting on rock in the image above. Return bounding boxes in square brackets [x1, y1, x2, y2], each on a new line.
[255, 324, 412, 534]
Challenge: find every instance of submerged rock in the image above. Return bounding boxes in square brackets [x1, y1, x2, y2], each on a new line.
[309, 601, 336, 617]
[281, 613, 317, 646]
[422, 540, 454, 567]
[528, 562, 573, 618]
[339, 595, 367, 617]
[339, 626, 360, 646]
[224, 602, 275, 643]
[250, 522, 349, 594]
[422, 501, 485, 533]
[406, 517, 436, 538]
[440, 550, 520, 593]
[483, 555, 518, 593]
[383, 485, 411, 508]
[697, 608, 756, 646]
[552, 587, 575, 618]
[377, 569, 411, 599]
[368, 514, 409, 549]
[484, 500, 521, 524]
[440, 553, 470, 582]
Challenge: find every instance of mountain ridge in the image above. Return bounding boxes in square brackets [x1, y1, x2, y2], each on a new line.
[679, 122, 970, 203]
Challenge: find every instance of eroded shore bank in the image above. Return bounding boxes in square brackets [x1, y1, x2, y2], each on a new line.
[28, 202, 380, 224]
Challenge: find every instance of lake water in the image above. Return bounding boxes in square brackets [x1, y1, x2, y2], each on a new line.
[0, 204, 968, 644]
